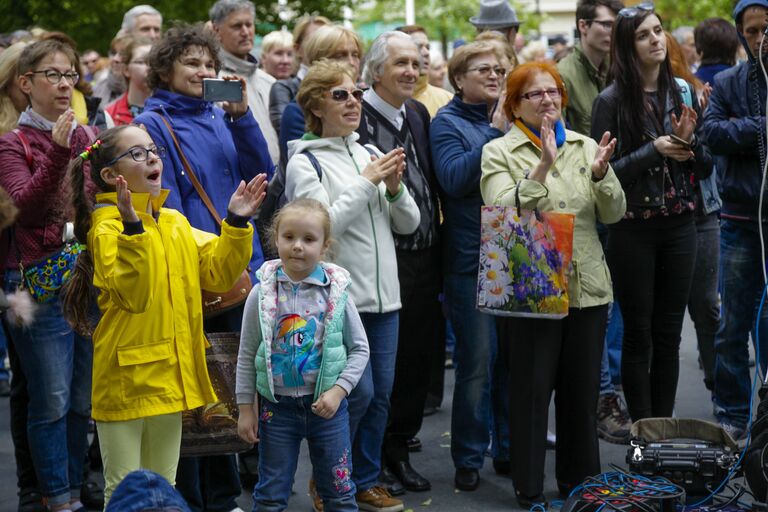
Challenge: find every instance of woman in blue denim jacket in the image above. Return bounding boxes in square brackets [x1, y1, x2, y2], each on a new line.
[429, 41, 508, 491]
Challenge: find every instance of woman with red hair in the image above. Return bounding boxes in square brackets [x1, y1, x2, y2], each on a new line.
[480, 61, 626, 509]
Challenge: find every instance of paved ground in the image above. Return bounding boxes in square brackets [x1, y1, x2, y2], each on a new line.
[0, 316, 750, 511]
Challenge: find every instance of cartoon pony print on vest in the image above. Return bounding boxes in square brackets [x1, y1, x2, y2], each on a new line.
[272, 313, 322, 387]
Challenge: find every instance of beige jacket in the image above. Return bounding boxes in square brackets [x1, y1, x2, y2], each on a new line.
[480, 125, 626, 308]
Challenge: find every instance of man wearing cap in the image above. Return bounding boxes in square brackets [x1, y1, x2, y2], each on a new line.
[470, 0, 521, 45]
[702, 0, 768, 441]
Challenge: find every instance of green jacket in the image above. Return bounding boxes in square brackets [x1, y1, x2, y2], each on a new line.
[557, 44, 608, 136]
[254, 260, 350, 403]
[480, 125, 627, 308]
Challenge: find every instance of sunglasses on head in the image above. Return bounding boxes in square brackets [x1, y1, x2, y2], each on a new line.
[617, 2, 654, 19]
[330, 88, 364, 102]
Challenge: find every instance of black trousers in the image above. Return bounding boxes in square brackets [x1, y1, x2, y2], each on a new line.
[5, 315, 38, 494]
[608, 216, 696, 421]
[176, 307, 243, 512]
[383, 246, 443, 465]
[498, 305, 607, 497]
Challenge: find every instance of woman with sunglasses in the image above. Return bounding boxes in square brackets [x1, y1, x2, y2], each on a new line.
[429, 41, 511, 488]
[285, 58, 420, 510]
[480, 61, 625, 509]
[590, 4, 713, 422]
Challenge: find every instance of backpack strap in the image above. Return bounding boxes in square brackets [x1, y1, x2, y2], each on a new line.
[11, 129, 32, 168]
[674, 77, 693, 108]
[301, 150, 323, 181]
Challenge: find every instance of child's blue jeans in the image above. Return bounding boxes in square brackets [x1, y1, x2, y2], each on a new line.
[253, 394, 357, 511]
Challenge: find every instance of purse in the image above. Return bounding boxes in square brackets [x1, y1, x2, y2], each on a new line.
[477, 185, 575, 319]
[157, 115, 252, 317]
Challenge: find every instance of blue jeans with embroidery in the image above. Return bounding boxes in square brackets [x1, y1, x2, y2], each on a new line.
[714, 220, 768, 429]
[4, 270, 92, 507]
[253, 395, 356, 511]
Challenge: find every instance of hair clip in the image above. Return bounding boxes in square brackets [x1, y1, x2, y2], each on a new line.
[79, 140, 102, 161]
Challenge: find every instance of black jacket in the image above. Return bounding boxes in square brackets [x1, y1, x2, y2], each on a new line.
[268, 77, 301, 134]
[591, 82, 712, 218]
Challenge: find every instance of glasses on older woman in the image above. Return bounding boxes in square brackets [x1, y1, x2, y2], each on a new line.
[521, 88, 562, 102]
[617, 2, 654, 18]
[467, 65, 506, 77]
[329, 88, 364, 102]
[27, 69, 80, 85]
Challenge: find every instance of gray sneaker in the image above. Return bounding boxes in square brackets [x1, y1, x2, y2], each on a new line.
[597, 392, 631, 444]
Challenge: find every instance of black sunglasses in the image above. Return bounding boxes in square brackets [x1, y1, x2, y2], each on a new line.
[330, 88, 364, 102]
[617, 2, 654, 18]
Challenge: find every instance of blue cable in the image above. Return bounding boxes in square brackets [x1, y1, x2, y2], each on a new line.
[679, 285, 768, 511]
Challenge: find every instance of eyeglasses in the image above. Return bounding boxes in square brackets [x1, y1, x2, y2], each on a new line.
[105, 145, 167, 166]
[467, 65, 506, 76]
[129, 59, 148, 66]
[329, 88, 364, 102]
[617, 2, 654, 19]
[27, 69, 80, 85]
[586, 19, 614, 30]
[520, 88, 562, 102]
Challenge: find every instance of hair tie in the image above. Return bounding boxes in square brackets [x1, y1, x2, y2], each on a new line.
[79, 140, 102, 161]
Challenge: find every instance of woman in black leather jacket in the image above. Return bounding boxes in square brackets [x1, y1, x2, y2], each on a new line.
[590, 4, 713, 422]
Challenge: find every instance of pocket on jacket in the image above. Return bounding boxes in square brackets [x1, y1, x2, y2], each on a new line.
[117, 340, 174, 401]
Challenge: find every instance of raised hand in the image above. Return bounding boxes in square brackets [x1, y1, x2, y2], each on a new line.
[115, 176, 139, 223]
[52, 109, 75, 148]
[591, 131, 617, 180]
[670, 104, 697, 143]
[699, 83, 712, 111]
[529, 114, 557, 184]
[361, 147, 405, 195]
[227, 173, 267, 218]
[220, 76, 249, 120]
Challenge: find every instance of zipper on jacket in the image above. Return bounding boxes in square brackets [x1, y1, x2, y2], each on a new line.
[290, 282, 300, 398]
[345, 138, 384, 313]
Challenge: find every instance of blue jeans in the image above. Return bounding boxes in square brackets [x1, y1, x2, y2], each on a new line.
[4, 271, 92, 507]
[599, 302, 623, 394]
[253, 395, 356, 511]
[714, 220, 768, 428]
[347, 311, 398, 491]
[446, 273, 498, 469]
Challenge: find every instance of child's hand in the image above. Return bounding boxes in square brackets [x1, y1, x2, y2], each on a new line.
[227, 174, 267, 219]
[311, 385, 346, 419]
[116, 176, 139, 223]
[237, 403, 259, 443]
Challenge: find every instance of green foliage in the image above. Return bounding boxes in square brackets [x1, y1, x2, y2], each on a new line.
[641, 0, 734, 29]
[0, 0, 352, 54]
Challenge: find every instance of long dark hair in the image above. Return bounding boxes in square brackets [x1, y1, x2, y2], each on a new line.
[62, 125, 132, 335]
[608, 10, 683, 152]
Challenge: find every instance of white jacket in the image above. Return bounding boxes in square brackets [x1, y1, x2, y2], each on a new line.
[285, 133, 420, 313]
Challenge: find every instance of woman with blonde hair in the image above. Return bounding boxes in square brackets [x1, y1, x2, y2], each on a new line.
[0, 42, 29, 134]
[261, 30, 294, 80]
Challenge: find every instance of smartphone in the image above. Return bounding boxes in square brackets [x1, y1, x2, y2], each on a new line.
[202, 78, 243, 102]
[668, 134, 691, 149]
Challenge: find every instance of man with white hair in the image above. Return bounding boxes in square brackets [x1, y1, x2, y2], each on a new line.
[121, 5, 162, 41]
[210, 0, 279, 165]
[355, 30, 443, 506]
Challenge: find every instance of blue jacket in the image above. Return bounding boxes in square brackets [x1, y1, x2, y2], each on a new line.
[134, 89, 275, 280]
[430, 95, 504, 274]
[278, 100, 306, 170]
[702, 3, 768, 222]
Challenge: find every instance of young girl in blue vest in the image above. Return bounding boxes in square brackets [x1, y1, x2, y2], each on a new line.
[236, 198, 370, 511]
[61, 124, 267, 505]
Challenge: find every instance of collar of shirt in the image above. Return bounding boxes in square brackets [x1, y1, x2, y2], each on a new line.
[297, 64, 309, 81]
[363, 87, 407, 130]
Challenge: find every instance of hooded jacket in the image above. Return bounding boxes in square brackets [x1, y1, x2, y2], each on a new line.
[89, 190, 253, 421]
[134, 89, 274, 281]
[284, 132, 420, 313]
[702, 0, 768, 222]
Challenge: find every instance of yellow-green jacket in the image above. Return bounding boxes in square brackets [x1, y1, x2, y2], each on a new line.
[89, 190, 253, 422]
[480, 125, 626, 308]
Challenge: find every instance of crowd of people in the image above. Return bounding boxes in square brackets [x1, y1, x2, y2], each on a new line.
[0, 0, 764, 510]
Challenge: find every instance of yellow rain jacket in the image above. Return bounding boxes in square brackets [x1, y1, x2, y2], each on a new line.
[89, 190, 253, 422]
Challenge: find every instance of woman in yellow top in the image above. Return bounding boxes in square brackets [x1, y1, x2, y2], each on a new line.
[480, 61, 625, 509]
[62, 124, 266, 505]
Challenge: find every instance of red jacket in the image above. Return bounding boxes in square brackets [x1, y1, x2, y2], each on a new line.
[105, 93, 133, 126]
[0, 125, 96, 268]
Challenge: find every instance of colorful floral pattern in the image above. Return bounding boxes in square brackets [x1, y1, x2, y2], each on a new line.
[332, 449, 352, 493]
[477, 206, 574, 318]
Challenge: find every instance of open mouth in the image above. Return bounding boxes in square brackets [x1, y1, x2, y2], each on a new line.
[147, 171, 161, 182]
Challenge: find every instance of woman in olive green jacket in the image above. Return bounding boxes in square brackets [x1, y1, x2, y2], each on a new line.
[479, 61, 625, 509]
